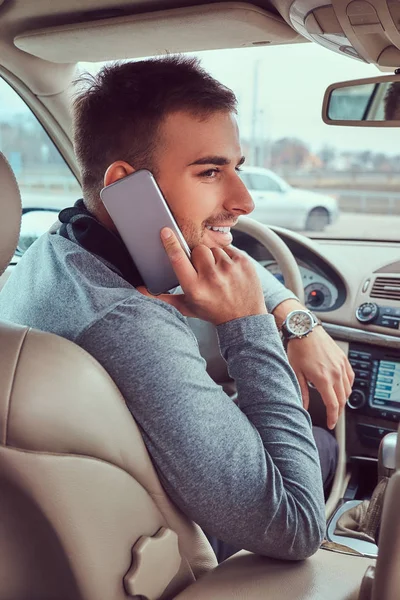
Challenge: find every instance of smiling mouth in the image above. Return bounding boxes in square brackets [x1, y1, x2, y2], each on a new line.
[205, 225, 232, 233]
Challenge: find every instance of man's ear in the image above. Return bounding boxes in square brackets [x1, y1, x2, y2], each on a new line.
[104, 161, 135, 187]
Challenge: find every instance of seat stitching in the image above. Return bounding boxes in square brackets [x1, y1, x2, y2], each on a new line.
[3, 326, 30, 446]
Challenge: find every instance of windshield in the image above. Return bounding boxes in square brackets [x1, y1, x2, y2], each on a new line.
[3, 43, 397, 245]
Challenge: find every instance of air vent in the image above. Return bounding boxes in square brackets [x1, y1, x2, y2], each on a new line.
[370, 277, 400, 301]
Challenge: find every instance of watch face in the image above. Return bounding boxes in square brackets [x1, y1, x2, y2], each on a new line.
[287, 311, 313, 336]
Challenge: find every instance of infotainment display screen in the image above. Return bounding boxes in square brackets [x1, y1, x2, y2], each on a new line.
[373, 360, 400, 409]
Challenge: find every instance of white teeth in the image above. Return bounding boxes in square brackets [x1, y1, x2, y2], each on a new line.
[206, 226, 231, 233]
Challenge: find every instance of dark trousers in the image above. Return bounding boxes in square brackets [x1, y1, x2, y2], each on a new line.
[206, 426, 338, 563]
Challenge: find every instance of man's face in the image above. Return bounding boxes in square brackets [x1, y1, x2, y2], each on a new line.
[152, 110, 254, 250]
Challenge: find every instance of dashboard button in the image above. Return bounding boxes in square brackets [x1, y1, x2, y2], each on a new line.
[381, 306, 395, 315]
[355, 380, 369, 389]
[354, 370, 370, 379]
[378, 316, 400, 329]
[349, 350, 372, 360]
[350, 360, 371, 370]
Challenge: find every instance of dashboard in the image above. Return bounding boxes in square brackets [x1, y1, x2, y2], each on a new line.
[260, 259, 339, 311]
[232, 229, 346, 313]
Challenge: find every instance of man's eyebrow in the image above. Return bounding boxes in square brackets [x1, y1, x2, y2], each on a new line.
[188, 155, 246, 167]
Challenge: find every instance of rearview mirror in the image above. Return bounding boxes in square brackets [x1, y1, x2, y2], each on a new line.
[322, 74, 400, 126]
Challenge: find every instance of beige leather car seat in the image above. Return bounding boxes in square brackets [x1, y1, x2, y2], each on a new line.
[0, 151, 216, 600]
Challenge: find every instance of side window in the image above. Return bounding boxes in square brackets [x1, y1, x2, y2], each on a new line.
[0, 77, 81, 255]
[249, 174, 282, 193]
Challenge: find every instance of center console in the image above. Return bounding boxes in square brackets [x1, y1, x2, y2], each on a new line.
[326, 342, 400, 557]
[348, 343, 400, 421]
[347, 343, 400, 451]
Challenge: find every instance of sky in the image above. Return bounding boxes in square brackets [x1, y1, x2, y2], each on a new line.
[191, 44, 400, 155]
[1, 41, 400, 156]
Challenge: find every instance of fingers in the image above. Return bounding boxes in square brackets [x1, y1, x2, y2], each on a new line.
[333, 375, 347, 419]
[210, 247, 234, 267]
[193, 244, 246, 275]
[337, 357, 354, 415]
[317, 382, 340, 430]
[297, 372, 310, 411]
[345, 360, 355, 390]
[315, 361, 351, 429]
[160, 229, 266, 324]
[191, 245, 220, 274]
[161, 228, 197, 289]
[343, 368, 353, 400]
[287, 329, 356, 430]
[222, 244, 244, 260]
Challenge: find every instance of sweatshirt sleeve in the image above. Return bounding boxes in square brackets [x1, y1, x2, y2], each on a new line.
[77, 294, 325, 560]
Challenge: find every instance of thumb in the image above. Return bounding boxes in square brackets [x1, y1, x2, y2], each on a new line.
[296, 371, 310, 411]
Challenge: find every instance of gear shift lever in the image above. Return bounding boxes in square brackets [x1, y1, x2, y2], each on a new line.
[335, 432, 398, 546]
[378, 432, 397, 480]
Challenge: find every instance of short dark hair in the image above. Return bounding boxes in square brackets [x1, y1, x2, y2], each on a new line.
[73, 55, 237, 210]
[384, 81, 400, 120]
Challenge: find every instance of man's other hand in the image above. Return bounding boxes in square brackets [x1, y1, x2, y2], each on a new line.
[287, 324, 354, 430]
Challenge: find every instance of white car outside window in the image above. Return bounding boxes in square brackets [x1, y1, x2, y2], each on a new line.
[240, 167, 339, 232]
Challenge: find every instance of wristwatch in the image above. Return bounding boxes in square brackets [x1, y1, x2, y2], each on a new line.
[280, 309, 321, 341]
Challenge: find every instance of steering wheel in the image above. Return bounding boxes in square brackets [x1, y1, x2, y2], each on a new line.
[233, 216, 305, 304]
[188, 217, 305, 386]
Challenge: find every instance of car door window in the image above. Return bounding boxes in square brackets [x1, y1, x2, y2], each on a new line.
[0, 77, 81, 213]
[0, 77, 81, 257]
[249, 174, 282, 192]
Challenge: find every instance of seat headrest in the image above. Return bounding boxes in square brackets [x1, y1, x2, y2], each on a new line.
[0, 152, 22, 275]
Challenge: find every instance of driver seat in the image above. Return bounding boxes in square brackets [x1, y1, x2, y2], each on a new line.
[0, 151, 217, 600]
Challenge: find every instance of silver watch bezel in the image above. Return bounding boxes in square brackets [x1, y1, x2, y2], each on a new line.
[281, 309, 319, 340]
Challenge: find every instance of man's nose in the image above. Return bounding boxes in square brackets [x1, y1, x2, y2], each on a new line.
[224, 175, 255, 215]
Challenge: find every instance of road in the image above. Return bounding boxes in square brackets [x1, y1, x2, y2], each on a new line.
[301, 212, 400, 241]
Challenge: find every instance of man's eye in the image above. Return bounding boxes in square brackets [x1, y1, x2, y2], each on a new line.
[199, 168, 220, 178]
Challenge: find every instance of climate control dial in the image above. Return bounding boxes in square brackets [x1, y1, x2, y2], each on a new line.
[356, 302, 379, 324]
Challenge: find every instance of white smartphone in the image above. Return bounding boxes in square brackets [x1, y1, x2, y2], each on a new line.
[100, 169, 191, 295]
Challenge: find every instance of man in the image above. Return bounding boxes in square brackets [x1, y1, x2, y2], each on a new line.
[0, 56, 353, 561]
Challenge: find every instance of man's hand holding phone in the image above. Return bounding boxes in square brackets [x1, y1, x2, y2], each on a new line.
[139, 228, 268, 325]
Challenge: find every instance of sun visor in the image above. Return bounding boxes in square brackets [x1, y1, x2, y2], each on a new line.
[14, 2, 300, 64]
